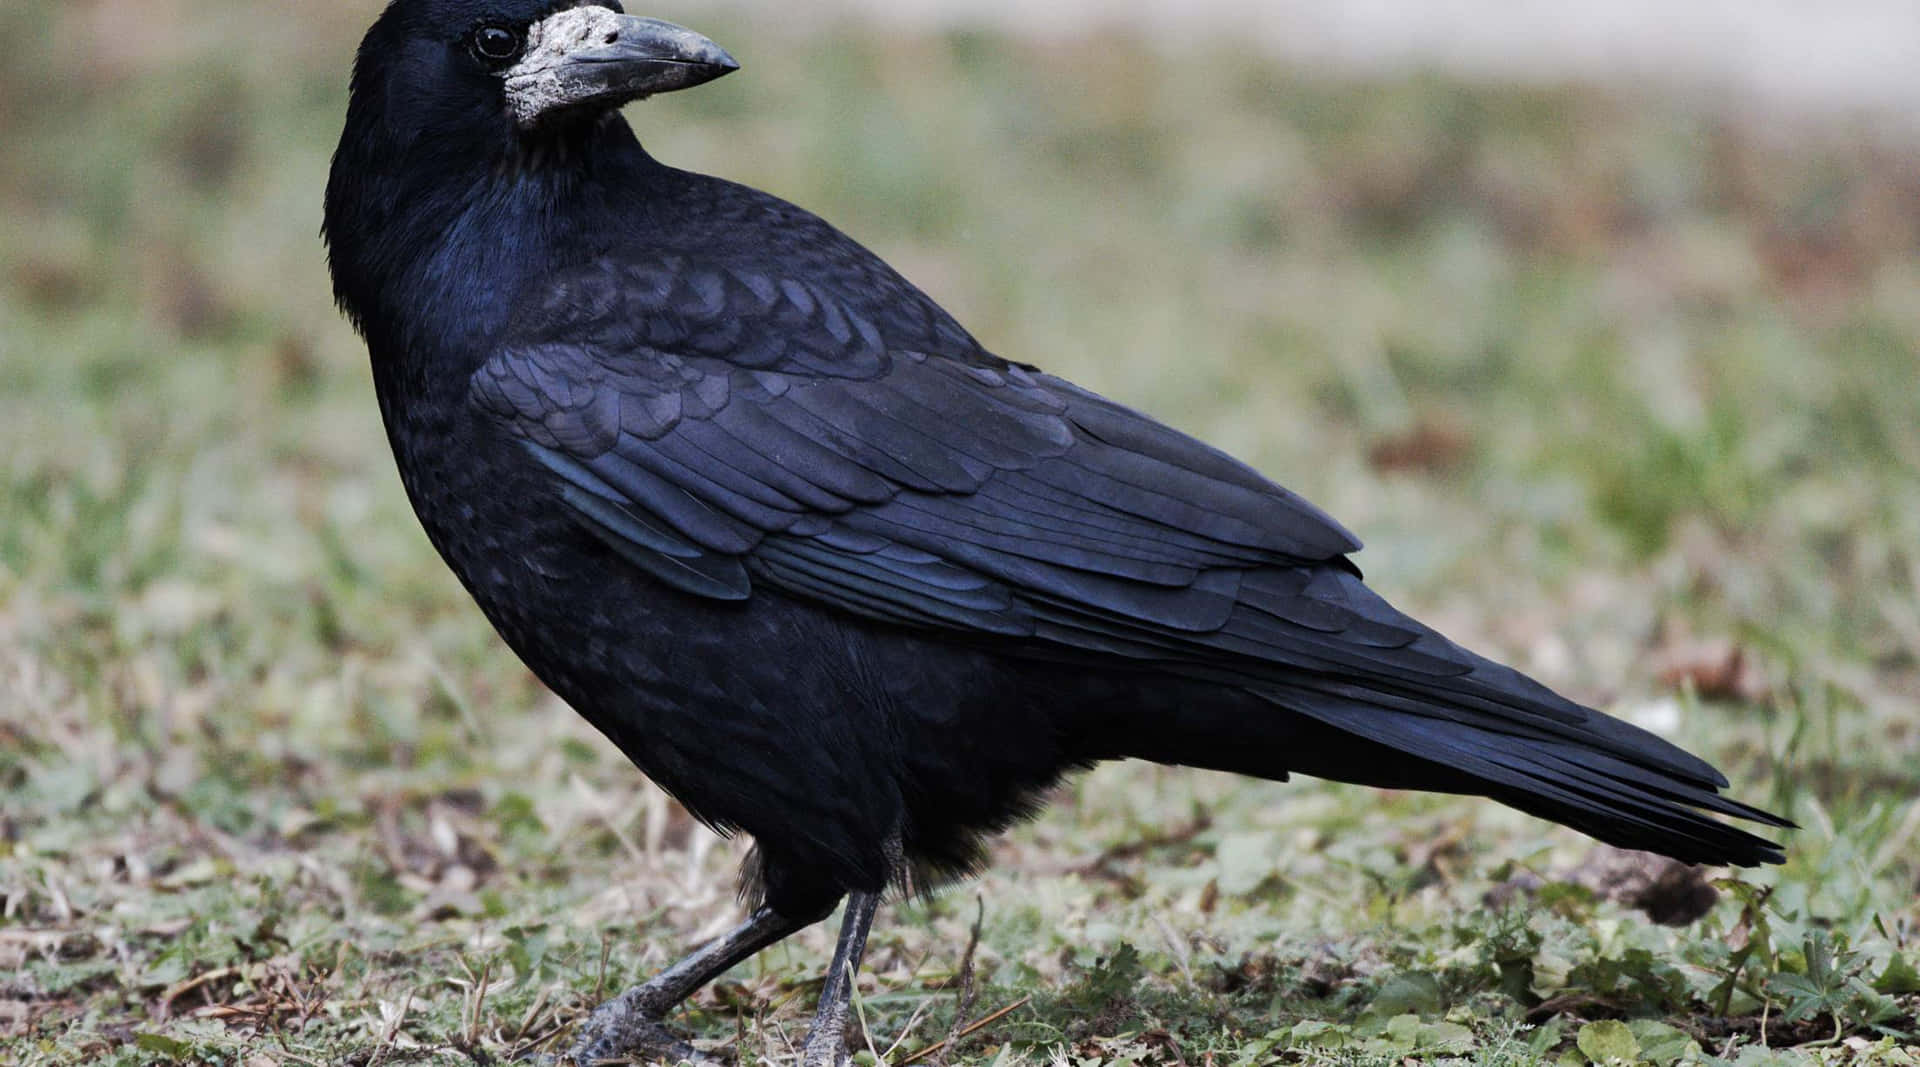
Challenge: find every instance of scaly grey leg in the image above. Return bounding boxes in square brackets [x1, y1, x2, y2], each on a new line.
[798, 891, 881, 1067]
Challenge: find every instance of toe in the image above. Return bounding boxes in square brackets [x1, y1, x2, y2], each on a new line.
[568, 994, 706, 1065]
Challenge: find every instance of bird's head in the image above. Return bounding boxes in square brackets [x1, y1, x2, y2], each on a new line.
[345, 1, 737, 142]
[326, 2, 737, 339]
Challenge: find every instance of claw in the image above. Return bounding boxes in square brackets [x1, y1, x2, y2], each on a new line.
[567, 984, 716, 1065]
[568, 1004, 712, 1066]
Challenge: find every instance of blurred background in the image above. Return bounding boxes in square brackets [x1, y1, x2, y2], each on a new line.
[3, 2, 1917, 1064]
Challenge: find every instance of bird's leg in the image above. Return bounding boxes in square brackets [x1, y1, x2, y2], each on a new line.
[569, 905, 808, 1066]
[798, 891, 881, 1067]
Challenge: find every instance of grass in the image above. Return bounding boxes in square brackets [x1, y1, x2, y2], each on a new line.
[4, 3, 1919, 1064]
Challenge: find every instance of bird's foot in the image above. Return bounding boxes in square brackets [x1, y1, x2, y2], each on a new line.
[567, 986, 717, 1066]
[796, 966, 856, 1067]
[798, 1021, 851, 1067]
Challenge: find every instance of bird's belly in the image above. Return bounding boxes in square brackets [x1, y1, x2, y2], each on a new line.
[387, 412, 1100, 887]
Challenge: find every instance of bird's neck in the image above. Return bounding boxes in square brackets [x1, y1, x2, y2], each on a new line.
[324, 116, 660, 399]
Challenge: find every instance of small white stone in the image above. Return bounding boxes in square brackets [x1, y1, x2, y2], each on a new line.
[1622, 696, 1683, 735]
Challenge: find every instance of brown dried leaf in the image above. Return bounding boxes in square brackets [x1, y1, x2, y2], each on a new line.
[1367, 418, 1472, 475]
[1655, 635, 1771, 704]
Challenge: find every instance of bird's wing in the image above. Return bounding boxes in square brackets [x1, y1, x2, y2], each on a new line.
[469, 257, 1688, 775]
[469, 255, 1368, 628]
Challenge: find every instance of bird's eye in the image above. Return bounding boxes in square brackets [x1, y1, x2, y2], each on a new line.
[471, 25, 523, 64]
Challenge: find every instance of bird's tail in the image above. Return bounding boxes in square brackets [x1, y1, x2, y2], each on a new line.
[1147, 567, 1794, 868]
[1242, 680, 1790, 866]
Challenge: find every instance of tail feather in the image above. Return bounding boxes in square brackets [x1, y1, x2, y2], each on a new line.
[1253, 685, 1789, 866]
[1231, 568, 1737, 789]
[1038, 558, 1788, 865]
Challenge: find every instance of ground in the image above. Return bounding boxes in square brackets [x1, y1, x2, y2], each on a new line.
[2, 4, 1918, 1065]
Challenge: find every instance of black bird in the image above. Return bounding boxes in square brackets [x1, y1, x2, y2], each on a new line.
[324, 3, 1789, 1063]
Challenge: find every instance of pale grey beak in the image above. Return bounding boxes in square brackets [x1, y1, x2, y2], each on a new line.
[505, 7, 738, 129]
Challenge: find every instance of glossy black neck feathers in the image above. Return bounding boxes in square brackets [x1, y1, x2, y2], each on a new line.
[324, 29, 661, 385]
